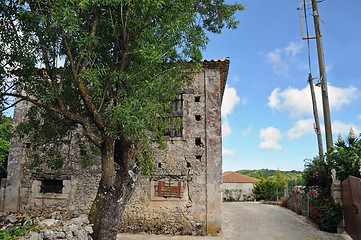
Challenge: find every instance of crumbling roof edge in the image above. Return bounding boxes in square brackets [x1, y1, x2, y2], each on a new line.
[202, 57, 230, 102]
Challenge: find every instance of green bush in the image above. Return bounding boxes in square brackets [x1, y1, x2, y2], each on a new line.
[327, 132, 361, 181]
[309, 195, 342, 233]
[223, 189, 242, 202]
[0, 222, 41, 239]
[252, 176, 276, 201]
[303, 156, 332, 196]
[253, 171, 285, 201]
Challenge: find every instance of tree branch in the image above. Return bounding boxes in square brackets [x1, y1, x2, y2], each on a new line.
[1, 92, 102, 147]
[60, 12, 106, 134]
[77, 7, 101, 74]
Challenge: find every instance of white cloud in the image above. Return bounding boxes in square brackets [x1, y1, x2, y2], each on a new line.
[332, 121, 360, 136]
[222, 120, 232, 138]
[326, 64, 333, 73]
[285, 41, 303, 58]
[267, 84, 359, 119]
[329, 85, 358, 111]
[232, 74, 240, 82]
[259, 127, 283, 151]
[223, 148, 235, 156]
[242, 126, 253, 136]
[222, 85, 240, 118]
[241, 97, 247, 106]
[265, 41, 303, 76]
[286, 119, 315, 139]
[268, 88, 282, 110]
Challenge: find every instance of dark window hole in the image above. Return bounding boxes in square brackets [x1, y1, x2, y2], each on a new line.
[195, 138, 202, 146]
[40, 179, 63, 193]
[195, 96, 200, 102]
[187, 162, 191, 168]
[158, 163, 162, 168]
[196, 156, 202, 160]
[195, 115, 201, 121]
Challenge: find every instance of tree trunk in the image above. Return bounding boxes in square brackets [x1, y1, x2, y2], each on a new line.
[89, 137, 140, 240]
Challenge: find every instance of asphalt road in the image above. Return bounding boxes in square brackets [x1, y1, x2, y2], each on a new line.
[223, 202, 352, 240]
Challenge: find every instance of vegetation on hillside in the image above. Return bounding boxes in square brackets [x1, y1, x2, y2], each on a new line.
[237, 169, 302, 181]
[0, 115, 12, 178]
[236, 169, 303, 200]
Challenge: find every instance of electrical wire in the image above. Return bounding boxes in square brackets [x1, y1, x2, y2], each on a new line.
[303, 0, 312, 74]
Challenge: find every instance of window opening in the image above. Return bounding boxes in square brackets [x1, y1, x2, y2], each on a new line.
[164, 94, 183, 137]
[157, 181, 182, 198]
[158, 162, 162, 168]
[195, 138, 202, 146]
[195, 115, 201, 121]
[187, 162, 191, 168]
[26, 142, 31, 148]
[40, 179, 63, 193]
[195, 96, 200, 102]
[196, 155, 202, 160]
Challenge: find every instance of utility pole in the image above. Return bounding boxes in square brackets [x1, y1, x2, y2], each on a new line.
[308, 73, 323, 158]
[311, 0, 333, 151]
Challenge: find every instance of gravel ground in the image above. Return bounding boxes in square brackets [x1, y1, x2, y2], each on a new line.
[223, 202, 352, 240]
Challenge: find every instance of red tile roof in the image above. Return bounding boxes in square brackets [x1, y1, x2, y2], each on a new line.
[222, 171, 261, 183]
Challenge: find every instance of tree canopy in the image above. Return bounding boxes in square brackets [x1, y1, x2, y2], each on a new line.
[0, 1, 244, 239]
[0, 116, 12, 178]
[1, 0, 244, 172]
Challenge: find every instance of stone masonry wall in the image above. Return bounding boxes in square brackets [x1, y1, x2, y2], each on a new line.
[3, 60, 227, 235]
[118, 70, 209, 235]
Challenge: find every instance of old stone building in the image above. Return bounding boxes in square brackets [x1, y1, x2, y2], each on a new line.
[0, 58, 229, 235]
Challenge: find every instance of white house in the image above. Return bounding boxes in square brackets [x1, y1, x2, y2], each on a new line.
[222, 171, 260, 201]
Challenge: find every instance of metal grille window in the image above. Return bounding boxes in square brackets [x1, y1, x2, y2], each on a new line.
[40, 179, 63, 193]
[164, 95, 183, 137]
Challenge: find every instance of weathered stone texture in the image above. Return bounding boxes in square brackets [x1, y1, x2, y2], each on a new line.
[2, 59, 229, 235]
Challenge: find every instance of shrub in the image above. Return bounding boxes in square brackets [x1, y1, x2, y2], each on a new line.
[303, 156, 331, 196]
[252, 176, 276, 201]
[327, 132, 361, 182]
[309, 195, 342, 233]
[0, 222, 41, 239]
[223, 189, 242, 202]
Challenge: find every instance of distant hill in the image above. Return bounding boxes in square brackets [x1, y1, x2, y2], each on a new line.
[236, 169, 303, 182]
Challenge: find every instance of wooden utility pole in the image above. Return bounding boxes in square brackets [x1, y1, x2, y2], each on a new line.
[311, 0, 333, 151]
[308, 73, 323, 157]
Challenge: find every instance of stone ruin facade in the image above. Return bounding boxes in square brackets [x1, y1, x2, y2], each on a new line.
[0, 58, 229, 235]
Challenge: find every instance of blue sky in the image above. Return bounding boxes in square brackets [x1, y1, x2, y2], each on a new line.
[202, 0, 361, 171]
[4, 1, 360, 172]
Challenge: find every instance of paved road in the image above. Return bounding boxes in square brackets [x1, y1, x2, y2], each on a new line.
[223, 202, 352, 240]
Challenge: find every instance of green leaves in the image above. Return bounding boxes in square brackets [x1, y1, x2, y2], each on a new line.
[0, 222, 42, 240]
[0, 116, 12, 178]
[326, 132, 361, 181]
[1, 0, 243, 175]
[309, 196, 342, 233]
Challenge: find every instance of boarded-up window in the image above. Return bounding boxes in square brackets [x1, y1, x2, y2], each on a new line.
[155, 180, 182, 198]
